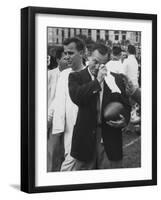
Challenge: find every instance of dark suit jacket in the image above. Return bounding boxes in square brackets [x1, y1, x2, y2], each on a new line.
[131, 88, 141, 105]
[68, 68, 131, 162]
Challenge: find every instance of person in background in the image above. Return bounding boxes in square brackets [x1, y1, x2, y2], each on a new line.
[47, 46, 69, 172]
[120, 74, 141, 105]
[48, 46, 69, 122]
[123, 45, 139, 87]
[120, 73, 141, 136]
[122, 45, 140, 132]
[106, 46, 125, 74]
[47, 47, 60, 70]
[120, 50, 128, 63]
[51, 37, 86, 171]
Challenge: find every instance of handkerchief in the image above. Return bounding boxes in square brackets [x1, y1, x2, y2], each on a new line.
[104, 70, 121, 94]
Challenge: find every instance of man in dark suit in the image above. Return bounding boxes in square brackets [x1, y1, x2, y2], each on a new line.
[68, 43, 131, 170]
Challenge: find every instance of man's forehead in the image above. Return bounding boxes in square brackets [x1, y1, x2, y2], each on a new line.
[92, 49, 108, 63]
[64, 42, 77, 51]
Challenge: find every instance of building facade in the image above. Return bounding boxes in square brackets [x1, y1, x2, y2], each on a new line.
[48, 27, 141, 46]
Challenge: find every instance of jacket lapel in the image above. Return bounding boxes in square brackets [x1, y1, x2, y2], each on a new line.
[81, 67, 92, 83]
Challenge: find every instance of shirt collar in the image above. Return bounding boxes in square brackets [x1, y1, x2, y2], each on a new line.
[87, 67, 95, 81]
[128, 54, 135, 58]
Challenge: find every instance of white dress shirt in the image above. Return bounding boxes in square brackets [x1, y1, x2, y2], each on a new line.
[123, 55, 139, 87]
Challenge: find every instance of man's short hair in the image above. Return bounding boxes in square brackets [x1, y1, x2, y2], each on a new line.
[128, 45, 136, 55]
[92, 43, 109, 55]
[112, 46, 122, 56]
[63, 37, 85, 52]
[55, 46, 64, 60]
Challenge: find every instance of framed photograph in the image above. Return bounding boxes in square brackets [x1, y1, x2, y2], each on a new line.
[21, 6, 157, 193]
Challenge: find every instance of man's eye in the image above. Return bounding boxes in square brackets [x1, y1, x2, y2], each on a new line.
[68, 52, 74, 55]
[64, 52, 74, 55]
[93, 59, 98, 64]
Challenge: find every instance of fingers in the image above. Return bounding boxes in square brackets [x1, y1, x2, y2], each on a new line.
[119, 114, 125, 120]
[106, 121, 121, 128]
[97, 65, 107, 83]
[106, 121, 114, 126]
[99, 64, 106, 70]
[99, 65, 107, 76]
[106, 117, 126, 128]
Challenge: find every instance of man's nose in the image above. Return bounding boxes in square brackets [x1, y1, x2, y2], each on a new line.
[64, 53, 70, 60]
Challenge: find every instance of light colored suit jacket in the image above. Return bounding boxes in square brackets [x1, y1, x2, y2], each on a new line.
[52, 68, 78, 155]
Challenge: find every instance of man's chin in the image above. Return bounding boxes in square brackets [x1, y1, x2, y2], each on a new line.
[67, 63, 72, 68]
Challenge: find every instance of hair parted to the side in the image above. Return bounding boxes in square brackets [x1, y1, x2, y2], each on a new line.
[63, 37, 86, 52]
[92, 42, 110, 55]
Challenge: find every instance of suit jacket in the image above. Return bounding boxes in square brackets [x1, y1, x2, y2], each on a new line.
[131, 88, 141, 105]
[68, 68, 131, 162]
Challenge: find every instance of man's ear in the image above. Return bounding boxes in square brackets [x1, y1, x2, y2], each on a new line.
[79, 50, 84, 57]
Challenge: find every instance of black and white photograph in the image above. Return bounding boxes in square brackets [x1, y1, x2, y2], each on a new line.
[47, 27, 141, 172]
[21, 6, 157, 193]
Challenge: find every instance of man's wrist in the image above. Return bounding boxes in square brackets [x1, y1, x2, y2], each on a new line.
[96, 77, 103, 84]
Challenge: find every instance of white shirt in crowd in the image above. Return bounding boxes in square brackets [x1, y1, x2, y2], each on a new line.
[123, 54, 139, 87]
[106, 59, 125, 74]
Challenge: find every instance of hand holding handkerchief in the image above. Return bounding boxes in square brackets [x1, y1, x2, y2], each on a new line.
[104, 70, 121, 94]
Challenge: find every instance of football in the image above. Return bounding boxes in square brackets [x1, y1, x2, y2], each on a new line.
[103, 102, 125, 121]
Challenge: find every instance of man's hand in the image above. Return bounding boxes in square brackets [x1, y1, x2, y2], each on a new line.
[97, 64, 107, 83]
[120, 74, 137, 96]
[106, 114, 127, 128]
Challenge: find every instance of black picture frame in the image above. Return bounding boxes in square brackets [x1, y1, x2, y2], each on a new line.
[21, 6, 157, 193]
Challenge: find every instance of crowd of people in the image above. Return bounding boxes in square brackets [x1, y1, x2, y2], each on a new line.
[47, 36, 141, 172]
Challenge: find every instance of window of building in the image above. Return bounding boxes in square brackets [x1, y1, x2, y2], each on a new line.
[97, 30, 100, 40]
[62, 30, 64, 42]
[88, 29, 91, 38]
[105, 30, 109, 41]
[105, 35, 109, 40]
[56, 28, 59, 35]
[122, 35, 126, 40]
[115, 35, 119, 40]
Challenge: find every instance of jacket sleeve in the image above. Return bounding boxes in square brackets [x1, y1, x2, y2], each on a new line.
[68, 72, 101, 106]
[52, 73, 66, 134]
[115, 73, 132, 124]
[131, 88, 141, 105]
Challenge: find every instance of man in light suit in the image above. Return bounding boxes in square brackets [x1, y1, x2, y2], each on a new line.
[51, 37, 86, 171]
[47, 46, 70, 172]
[68, 43, 131, 170]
